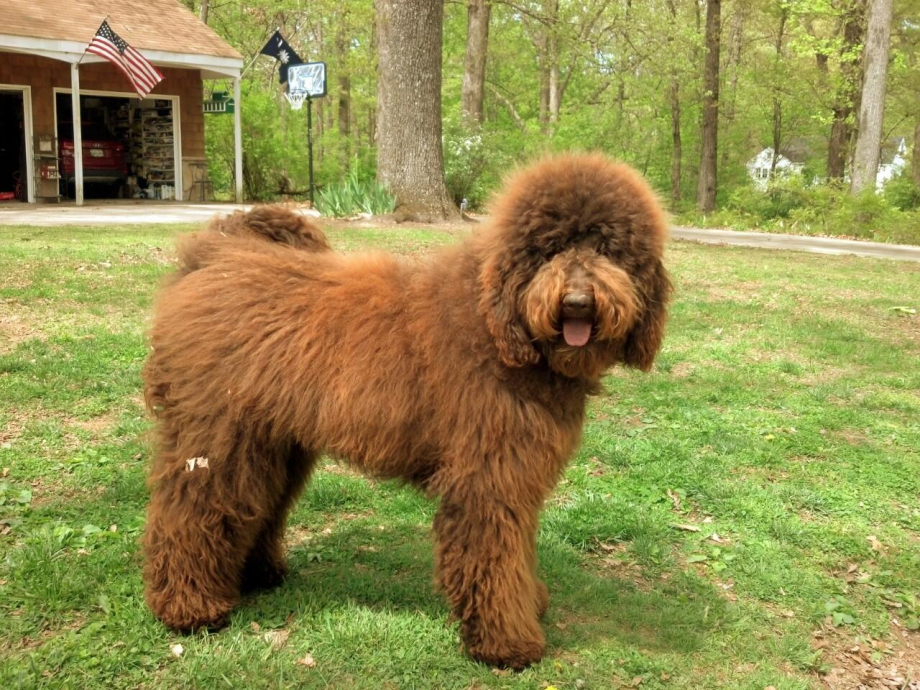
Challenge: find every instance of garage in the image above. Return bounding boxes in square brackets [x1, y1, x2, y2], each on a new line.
[55, 92, 179, 201]
[1, 0, 244, 206]
[0, 89, 29, 202]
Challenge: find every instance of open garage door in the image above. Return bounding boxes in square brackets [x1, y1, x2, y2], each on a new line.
[0, 90, 28, 202]
[55, 91, 180, 201]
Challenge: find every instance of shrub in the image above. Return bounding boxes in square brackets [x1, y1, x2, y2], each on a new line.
[442, 118, 516, 210]
[314, 168, 396, 218]
[727, 176, 812, 221]
[882, 171, 920, 211]
[677, 178, 920, 244]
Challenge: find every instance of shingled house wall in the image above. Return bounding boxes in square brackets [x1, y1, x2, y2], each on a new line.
[0, 53, 205, 193]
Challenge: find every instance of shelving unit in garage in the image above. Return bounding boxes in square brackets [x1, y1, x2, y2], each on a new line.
[140, 101, 175, 199]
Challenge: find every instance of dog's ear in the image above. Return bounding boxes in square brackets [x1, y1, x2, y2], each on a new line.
[623, 259, 671, 371]
[479, 253, 541, 368]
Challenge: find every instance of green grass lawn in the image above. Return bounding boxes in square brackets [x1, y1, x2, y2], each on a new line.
[1, 222, 919, 689]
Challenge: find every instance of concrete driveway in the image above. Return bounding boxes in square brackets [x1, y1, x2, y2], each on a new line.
[671, 226, 920, 262]
[0, 201, 253, 226]
[1, 202, 918, 262]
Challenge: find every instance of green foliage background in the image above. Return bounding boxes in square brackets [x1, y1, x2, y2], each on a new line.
[188, 0, 919, 235]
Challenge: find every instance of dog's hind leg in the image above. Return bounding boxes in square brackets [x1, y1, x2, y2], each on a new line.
[434, 493, 546, 669]
[142, 431, 291, 631]
[240, 444, 318, 592]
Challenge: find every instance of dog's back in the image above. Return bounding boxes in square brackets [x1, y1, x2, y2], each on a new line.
[174, 206, 331, 278]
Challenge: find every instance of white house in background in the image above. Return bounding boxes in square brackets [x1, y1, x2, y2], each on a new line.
[745, 148, 805, 190]
[876, 137, 908, 190]
[746, 137, 909, 191]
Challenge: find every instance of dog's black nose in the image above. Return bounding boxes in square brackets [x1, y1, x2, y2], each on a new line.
[562, 292, 594, 316]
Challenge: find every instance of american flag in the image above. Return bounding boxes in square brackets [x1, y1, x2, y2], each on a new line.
[86, 21, 164, 98]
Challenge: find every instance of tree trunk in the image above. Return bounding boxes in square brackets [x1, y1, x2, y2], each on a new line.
[666, 0, 681, 208]
[545, 0, 561, 127]
[697, 0, 721, 213]
[770, 7, 788, 177]
[850, 0, 893, 194]
[913, 122, 920, 186]
[336, 22, 352, 166]
[670, 79, 682, 208]
[827, 1, 866, 182]
[198, 0, 210, 25]
[375, 0, 457, 221]
[720, 1, 744, 170]
[539, 65, 550, 132]
[461, 0, 491, 124]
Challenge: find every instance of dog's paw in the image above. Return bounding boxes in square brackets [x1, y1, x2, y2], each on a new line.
[149, 594, 235, 632]
[467, 635, 546, 670]
[240, 557, 289, 593]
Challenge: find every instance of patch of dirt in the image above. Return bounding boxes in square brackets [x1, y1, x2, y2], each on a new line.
[816, 624, 920, 689]
[695, 279, 774, 306]
[28, 478, 104, 508]
[65, 411, 119, 439]
[0, 311, 42, 354]
[321, 460, 368, 479]
[837, 429, 869, 447]
[5, 615, 87, 654]
[669, 362, 696, 378]
[0, 418, 25, 445]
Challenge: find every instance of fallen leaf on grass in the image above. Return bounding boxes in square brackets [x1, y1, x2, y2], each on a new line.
[666, 488, 682, 511]
[888, 306, 917, 316]
[296, 652, 316, 668]
[263, 630, 290, 650]
[250, 621, 261, 632]
[1, 468, 8, 477]
[671, 523, 701, 533]
[867, 535, 884, 552]
[555, 622, 567, 630]
[491, 668, 511, 677]
[170, 643, 184, 657]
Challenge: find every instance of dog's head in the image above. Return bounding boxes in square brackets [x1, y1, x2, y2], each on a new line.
[477, 153, 671, 380]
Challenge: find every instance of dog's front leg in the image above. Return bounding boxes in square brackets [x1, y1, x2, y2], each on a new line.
[433, 495, 545, 669]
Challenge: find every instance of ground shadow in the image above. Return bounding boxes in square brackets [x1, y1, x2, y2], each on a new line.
[237, 520, 729, 657]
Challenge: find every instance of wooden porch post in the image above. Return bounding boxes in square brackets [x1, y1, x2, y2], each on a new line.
[233, 75, 242, 203]
[70, 63, 84, 206]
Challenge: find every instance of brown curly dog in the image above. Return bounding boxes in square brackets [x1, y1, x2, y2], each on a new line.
[142, 153, 671, 669]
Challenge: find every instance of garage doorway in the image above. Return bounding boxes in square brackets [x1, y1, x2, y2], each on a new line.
[0, 89, 29, 203]
[54, 89, 181, 201]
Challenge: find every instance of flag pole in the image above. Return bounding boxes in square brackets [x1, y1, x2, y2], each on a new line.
[79, 14, 109, 65]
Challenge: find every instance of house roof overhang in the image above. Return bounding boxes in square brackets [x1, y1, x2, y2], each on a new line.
[0, 33, 242, 78]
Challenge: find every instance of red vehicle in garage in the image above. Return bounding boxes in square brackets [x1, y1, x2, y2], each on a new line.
[59, 122, 128, 195]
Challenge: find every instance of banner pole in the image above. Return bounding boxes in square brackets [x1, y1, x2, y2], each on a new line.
[307, 95, 314, 207]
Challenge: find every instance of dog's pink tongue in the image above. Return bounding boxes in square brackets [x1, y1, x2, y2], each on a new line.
[562, 318, 592, 347]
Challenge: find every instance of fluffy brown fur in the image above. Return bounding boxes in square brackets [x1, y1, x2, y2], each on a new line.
[142, 154, 672, 669]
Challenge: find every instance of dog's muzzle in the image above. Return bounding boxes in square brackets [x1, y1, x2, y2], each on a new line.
[561, 291, 595, 347]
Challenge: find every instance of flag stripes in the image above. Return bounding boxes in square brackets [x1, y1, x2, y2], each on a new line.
[86, 21, 164, 98]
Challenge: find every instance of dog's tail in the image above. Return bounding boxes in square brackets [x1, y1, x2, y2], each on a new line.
[174, 206, 331, 277]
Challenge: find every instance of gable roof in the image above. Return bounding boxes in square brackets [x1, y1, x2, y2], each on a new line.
[3, 0, 241, 60]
